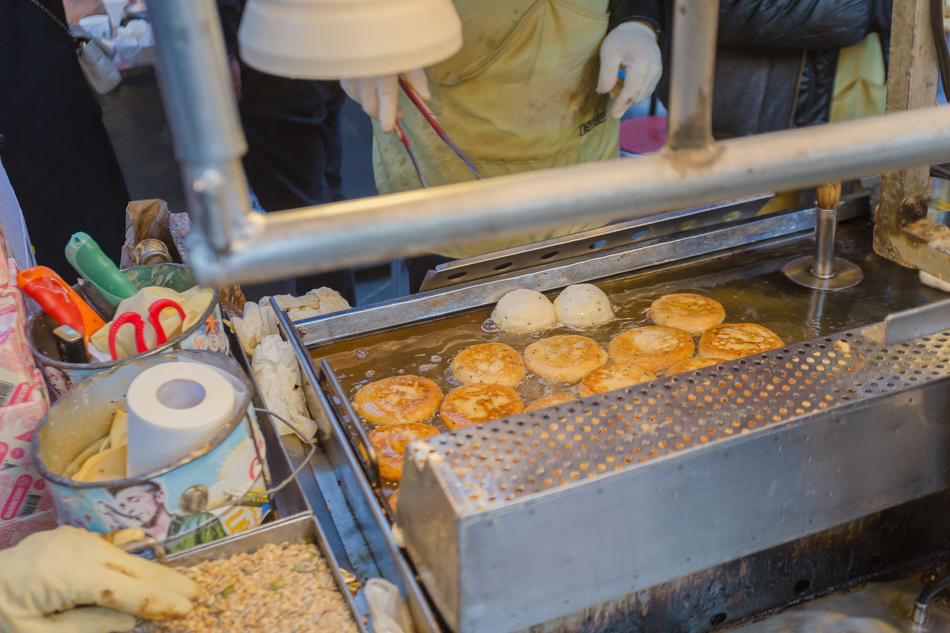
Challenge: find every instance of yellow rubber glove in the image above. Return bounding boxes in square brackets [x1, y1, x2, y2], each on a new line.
[340, 69, 430, 133]
[0, 526, 198, 633]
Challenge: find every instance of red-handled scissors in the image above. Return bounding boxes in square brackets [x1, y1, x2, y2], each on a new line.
[108, 299, 187, 360]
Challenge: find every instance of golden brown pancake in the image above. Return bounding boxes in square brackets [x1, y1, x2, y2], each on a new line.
[440, 384, 524, 430]
[578, 364, 656, 397]
[650, 293, 726, 334]
[666, 357, 726, 375]
[524, 335, 608, 384]
[524, 393, 577, 413]
[698, 323, 784, 360]
[352, 375, 443, 425]
[368, 422, 440, 482]
[450, 343, 526, 388]
[608, 326, 694, 372]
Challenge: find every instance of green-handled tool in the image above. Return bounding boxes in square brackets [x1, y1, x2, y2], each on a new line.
[65, 232, 138, 307]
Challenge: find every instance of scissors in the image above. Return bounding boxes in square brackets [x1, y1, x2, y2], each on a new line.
[108, 299, 187, 360]
[397, 75, 483, 180]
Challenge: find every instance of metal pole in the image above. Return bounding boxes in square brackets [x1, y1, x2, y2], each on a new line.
[667, 0, 719, 150]
[813, 207, 838, 279]
[147, 0, 252, 252]
[188, 105, 950, 286]
[874, 0, 939, 264]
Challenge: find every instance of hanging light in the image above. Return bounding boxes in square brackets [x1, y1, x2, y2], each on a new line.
[238, 0, 463, 79]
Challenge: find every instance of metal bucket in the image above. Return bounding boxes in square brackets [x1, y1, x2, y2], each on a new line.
[32, 350, 267, 555]
[27, 263, 229, 402]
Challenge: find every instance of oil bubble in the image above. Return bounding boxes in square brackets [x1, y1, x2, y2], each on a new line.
[356, 349, 368, 358]
[430, 355, 442, 363]
[365, 370, 376, 378]
[482, 320, 500, 333]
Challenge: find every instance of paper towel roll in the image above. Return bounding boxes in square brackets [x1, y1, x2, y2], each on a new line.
[126, 361, 237, 476]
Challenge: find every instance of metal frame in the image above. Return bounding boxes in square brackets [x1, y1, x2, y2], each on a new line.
[146, 0, 950, 286]
[293, 197, 869, 345]
[874, 0, 950, 279]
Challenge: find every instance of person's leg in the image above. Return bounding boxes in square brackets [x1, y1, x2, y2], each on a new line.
[319, 81, 347, 203]
[239, 71, 355, 304]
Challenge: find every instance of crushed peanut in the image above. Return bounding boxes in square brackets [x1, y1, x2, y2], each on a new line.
[135, 542, 359, 633]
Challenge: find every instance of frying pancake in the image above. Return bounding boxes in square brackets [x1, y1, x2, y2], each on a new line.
[650, 293, 726, 334]
[451, 343, 526, 388]
[352, 375, 443, 425]
[666, 357, 726, 375]
[491, 289, 557, 334]
[524, 335, 608, 384]
[553, 284, 613, 328]
[698, 323, 784, 360]
[368, 422, 440, 481]
[524, 393, 577, 413]
[608, 326, 694, 372]
[440, 384, 524, 430]
[578, 364, 655, 397]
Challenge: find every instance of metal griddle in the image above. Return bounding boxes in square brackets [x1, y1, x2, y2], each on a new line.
[274, 192, 950, 633]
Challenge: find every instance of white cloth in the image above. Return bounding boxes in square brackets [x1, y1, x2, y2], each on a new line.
[596, 22, 662, 119]
[0, 526, 197, 633]
[251, 335, 317, 438]
[341, 69, 430, 134]
[365, 578, 415, 633]
[232, 287, 350, 357]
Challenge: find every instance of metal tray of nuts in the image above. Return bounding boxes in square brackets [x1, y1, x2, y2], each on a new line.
[164, 513, 367, 633]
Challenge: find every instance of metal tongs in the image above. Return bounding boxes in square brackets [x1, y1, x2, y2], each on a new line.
[394, 74, 482, 187]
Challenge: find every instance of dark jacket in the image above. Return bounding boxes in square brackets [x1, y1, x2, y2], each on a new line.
[620, 0, 892, 138]
[0, 0, 129, 275]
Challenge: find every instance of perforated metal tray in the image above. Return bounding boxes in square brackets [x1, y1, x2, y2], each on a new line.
[397, 327, 950, 633]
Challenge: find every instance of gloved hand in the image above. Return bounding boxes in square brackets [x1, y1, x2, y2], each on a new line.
[597, 21, 663, 119]
[0, 526, 198, 633]
[340, 69, 431, 133]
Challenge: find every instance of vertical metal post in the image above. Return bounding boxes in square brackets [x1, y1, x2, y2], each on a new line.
[666, 0, 719, 150]
[874, 0, 939, 265]
[813, 207, 838, 279]
[147, 0, 254, 252]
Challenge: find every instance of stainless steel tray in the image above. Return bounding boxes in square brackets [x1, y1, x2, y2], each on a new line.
[282, 199, 950, 633]
[167, 513, 368, 633]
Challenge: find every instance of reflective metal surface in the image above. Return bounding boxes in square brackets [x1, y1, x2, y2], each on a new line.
[862, 298, 950, 347]
[398, 324, 950, 633]
[296, 200, 868, 347]
[421, 194, 774, 291]
[782, 255, 864, 291]
[667, 0, 718, 150]
[272, 305, 445, 633]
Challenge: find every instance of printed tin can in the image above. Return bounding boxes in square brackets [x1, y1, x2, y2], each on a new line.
[32, 350, 267, 555]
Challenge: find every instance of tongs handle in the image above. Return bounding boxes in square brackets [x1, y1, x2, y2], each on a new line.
[395, 121, 429, 189]
[398, 75, 482, 180]
[320, 359, 383, 491]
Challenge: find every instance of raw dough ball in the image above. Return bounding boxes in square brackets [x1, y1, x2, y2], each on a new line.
[554, 284, 613, 328]
[491, 289, 557, 334]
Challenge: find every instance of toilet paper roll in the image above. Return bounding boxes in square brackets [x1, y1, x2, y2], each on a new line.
[126, 361, 237, 476]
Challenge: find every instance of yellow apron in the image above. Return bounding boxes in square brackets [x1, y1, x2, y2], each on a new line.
[372, 0, 619, 257]
[756, 34, 887, 217]
[829, 33, 886, 123]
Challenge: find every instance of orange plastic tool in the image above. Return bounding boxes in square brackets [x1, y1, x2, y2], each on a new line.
[17, 266, 106, 342]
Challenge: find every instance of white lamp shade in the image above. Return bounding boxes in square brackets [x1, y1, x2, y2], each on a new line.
[238, 0, 463, 79]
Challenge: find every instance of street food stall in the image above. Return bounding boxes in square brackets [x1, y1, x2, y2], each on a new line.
[8, 0, 950, 632]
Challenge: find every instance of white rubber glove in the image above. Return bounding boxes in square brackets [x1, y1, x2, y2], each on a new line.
[340, 69, 431, 133]
[597, 21, 663, 119]
[0, 526, 198, 633]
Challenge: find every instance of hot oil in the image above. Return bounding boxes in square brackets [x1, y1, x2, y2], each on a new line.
[312, 220, 942, 495]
